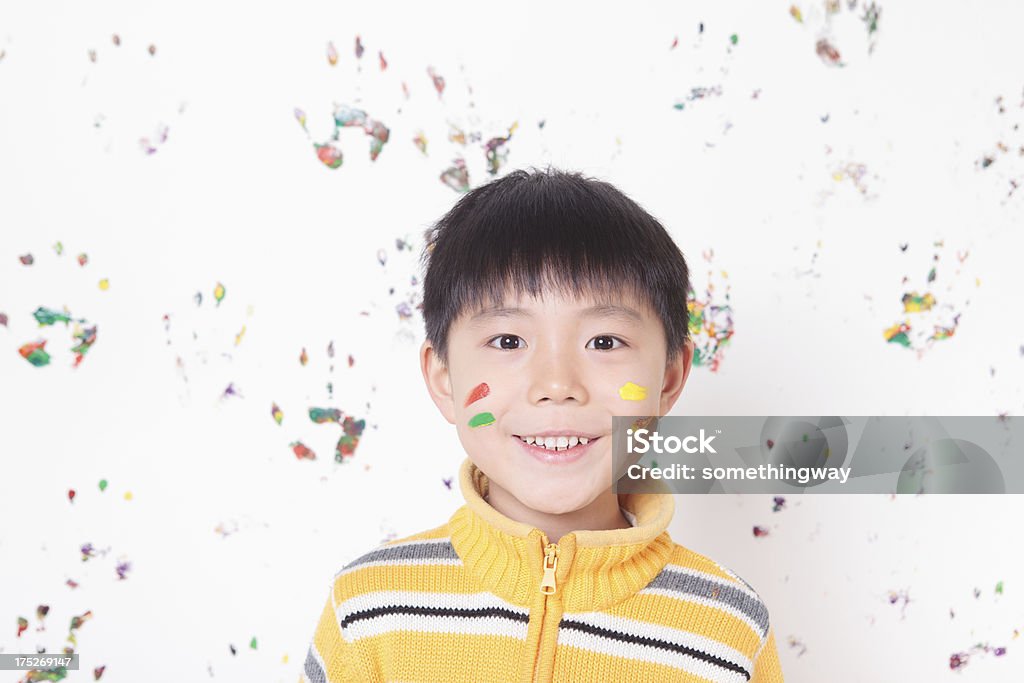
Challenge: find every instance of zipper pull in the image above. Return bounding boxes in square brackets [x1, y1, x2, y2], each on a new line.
[539, 542, 559, 595]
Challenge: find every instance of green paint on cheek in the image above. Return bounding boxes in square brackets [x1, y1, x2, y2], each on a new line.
[468, 412, 495, 428]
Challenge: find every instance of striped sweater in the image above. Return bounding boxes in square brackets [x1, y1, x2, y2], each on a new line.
[301, 457, 785, 682]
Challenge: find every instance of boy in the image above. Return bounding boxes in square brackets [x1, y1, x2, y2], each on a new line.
[300, 167, 784, 682]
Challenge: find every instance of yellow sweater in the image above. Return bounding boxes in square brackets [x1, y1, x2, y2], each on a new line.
[301, 457, 785, 682]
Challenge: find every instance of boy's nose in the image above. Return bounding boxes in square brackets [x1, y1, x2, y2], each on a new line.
[527, 356, 589, 404]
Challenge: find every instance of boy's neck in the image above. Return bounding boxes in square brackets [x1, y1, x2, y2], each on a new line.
[484, 482, 633, 543]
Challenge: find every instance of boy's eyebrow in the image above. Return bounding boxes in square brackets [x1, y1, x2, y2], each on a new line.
[468, 303, 644, 326]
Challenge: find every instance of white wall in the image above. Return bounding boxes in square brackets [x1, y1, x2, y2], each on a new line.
[1, 1, 1022, 681]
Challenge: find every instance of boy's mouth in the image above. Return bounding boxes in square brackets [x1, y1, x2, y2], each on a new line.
[511, 434, 601, 453]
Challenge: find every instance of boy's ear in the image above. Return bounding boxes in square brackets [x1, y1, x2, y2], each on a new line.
[659, 337, 694, 415]
[420, 339, 456, 425]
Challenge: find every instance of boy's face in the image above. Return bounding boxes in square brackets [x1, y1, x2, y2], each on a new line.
[420, 287, 693, 516]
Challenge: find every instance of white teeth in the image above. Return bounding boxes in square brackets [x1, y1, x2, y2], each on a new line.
[518, 435, 595, 450]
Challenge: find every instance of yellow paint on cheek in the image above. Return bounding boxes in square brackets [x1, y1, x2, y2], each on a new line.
[618, 381, 647, 401]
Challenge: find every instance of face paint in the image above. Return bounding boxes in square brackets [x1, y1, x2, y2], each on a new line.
[618, 381, 647, 401]
[464, 382, 490, 407]
[468, 412, 495, 428]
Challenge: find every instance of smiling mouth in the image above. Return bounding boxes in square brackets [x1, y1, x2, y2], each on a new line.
[511, 434, 601, 452]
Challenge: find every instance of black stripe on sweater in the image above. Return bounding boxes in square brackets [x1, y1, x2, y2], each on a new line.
[559, 617, 751, 681]
[341, 604, 531, 629]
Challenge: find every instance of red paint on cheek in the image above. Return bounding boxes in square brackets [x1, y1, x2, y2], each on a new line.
[464, 382, 490, 407]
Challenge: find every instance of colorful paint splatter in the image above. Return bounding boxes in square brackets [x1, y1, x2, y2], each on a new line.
[335, 416, 366, 462]
[33, 306, 81, 326]
[290, 441, 316, 461]
[306, 407, 367, 462]
[950, 642, 1007, 670]
[464, 382, 490, 407]
[70, 323, 98, 367]
[440, 158, 470, 193]
[468, 412, 495, 428]
[309, 407, 343, 424]
[484, 122, 518, 176]
[815, 38, 843, 66]
[295, 103, 391, 168]
[687, 254, 734, 372]
[19, 340, 51, 367]
[883, 241, 970, 356]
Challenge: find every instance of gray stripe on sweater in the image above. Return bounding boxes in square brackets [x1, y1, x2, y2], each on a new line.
[644, 567, 769, 636]
[343, 539, 460, 570]
[303, 644, 326, 683]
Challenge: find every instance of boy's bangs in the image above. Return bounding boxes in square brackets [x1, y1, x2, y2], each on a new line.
[462, 260, 651, 319]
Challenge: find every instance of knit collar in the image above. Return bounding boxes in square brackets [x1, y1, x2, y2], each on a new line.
[448, 457, 676, 612]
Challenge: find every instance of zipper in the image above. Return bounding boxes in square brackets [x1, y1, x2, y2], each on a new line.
[532, 540, 559, 683]
[540, 542, 559, 595]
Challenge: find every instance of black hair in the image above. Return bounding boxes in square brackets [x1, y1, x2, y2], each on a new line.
[419, 165, 690, 367]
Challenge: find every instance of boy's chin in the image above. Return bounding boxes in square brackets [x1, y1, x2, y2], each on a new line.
[508, 483, 599, 517]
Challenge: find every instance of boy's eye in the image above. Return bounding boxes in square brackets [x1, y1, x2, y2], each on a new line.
[486, 334, 525, 351]
[587, 335, 626, 351]
[486, 335, 627, 351]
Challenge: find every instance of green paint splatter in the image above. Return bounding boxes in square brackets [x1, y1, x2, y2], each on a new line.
[99, 479, 108, 491]
[863, 4, 881, 36]
[20, 341, 51, 367]
[250, 636, 258, 649]
[468, 412, 495, 428]
[33, 306, 76, 326]
[309, 407, 343, 424]
[884, 323, 912, 347]
[23, 665, 68, 681]
[730, 34, 739, 45]
[996, 580, 1004, 595]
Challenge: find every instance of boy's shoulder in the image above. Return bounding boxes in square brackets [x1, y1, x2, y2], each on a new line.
[663, 540, 762, 595]
[329, 520, 461, 597]
[654, 539, 773, 641]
